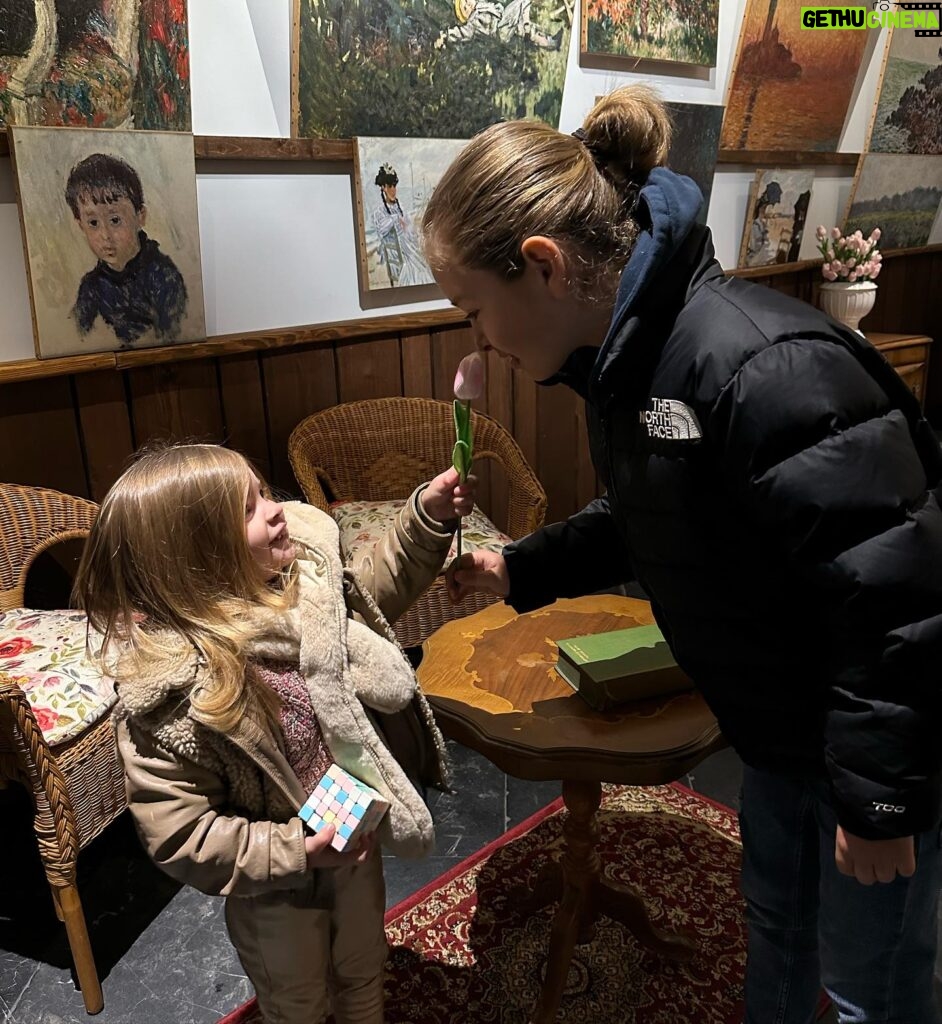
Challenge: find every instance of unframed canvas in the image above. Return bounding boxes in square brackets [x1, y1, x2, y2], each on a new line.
[720, 0, 868, 152]
[843, 153, 942, 249]
[866, 28, 942, 155]
[353, 137, 468, 292]
[581, 0, 719, 68]
[293, 0, 572, 139]
[738, 168, 814, 268]
[0, 0, 190, 130]
[10, 126, 205, 358]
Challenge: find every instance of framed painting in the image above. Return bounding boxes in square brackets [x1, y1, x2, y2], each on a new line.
[9, 125, 205, 358]
[663, 101, 724, 223]
[866, 28, 942, 154]
[353, 136, 468, 292]
[581, 0, 718, 67]
[720, 0, 868, 152]
[0, 0, 190, 130]
[293, 0, 572, 138]
[738, 167, 814, 267]
[843, 153, 942, 249]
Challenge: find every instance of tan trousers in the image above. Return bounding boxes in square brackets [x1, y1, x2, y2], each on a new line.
[225, 849, 387, 1024]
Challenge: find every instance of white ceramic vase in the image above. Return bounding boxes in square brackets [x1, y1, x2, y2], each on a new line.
[818, 280, 878, 335]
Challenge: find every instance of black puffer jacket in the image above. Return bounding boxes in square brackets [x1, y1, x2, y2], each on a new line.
[504, 167, 942, 840]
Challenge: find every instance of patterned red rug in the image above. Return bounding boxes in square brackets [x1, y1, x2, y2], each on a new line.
[218, 783, 830, 1024]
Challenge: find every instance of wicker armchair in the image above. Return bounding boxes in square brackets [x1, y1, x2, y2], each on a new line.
[289, 397, 547, 648]
[0, 483, 125, 1015]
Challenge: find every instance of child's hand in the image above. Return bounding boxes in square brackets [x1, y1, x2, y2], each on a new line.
[304, 825, 375, 869]
[446, 550, 509, 602]
[834, 825, 916, 884]
[421, 467, 476, 524]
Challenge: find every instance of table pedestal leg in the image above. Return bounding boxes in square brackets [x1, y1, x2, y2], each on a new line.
[528, 780, 697, 1024]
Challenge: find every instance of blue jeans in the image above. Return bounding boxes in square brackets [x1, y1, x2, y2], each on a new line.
[740, 766, 942, 1024]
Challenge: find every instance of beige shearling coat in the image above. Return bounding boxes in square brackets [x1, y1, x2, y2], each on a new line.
[114, 490, 452, 899]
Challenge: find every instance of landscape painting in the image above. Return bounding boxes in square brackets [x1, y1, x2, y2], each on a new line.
[294, 0, 572, 138]
[844, 153, 942, 250]
[353, 136, 468, 292]
[721, 0, 868, 151]
[0, 0, 190, 130]
[867, 30, 942, 154]
[10, 126, 205, 358]
[582, 0, 718, 67]
[738, 167, 814, 267]
[664, 101, 724, 223]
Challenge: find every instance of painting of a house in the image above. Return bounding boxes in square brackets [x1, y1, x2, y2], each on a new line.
[582, 0, 718, 67]
[738, 167, 814, 267]
[868, 30, 942, 154]
[721, 0, 868, 151]
[844, 153, 942, 249]
[294, 0, 572, 138]
[353, 136, 468, 292]
[664, 101, 724, 223]
[10, 126, 205, 358]
[0, 0, 190, 130]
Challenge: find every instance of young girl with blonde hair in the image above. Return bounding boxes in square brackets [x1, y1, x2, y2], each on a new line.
[429, 86, 942, 1023]
[77, 442, 474, 1024]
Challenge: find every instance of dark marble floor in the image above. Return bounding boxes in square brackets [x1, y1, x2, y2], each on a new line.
[1, 735, 747, 1024]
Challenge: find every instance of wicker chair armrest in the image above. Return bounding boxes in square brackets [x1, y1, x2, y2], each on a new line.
[0, 483, 99, 611]
[474, 414, 548, 538]
[0, 677, 81, 867]
[287, 435, 342, 511]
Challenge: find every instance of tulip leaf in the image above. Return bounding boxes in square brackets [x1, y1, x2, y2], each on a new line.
[452, 399, 474, 481]
[452, 439, 472, 481]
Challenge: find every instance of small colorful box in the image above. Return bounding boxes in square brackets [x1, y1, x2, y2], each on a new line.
[298, 763, 391, 852]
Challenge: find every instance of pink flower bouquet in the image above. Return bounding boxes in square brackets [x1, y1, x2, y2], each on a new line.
[815, 226, 882, 283]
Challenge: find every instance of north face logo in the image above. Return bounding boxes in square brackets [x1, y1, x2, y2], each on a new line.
[639, 398, 702, 441]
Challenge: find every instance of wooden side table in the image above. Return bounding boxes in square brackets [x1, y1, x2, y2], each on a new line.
[417, 595, 727, 1024]
[868, 332, 933, 409]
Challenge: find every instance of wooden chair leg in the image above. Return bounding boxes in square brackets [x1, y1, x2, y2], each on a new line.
[53, 882, 104, 1015]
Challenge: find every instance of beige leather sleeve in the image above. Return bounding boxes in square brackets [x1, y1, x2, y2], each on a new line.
[117, 720, 309, 898]
[349, 485, 455, 625]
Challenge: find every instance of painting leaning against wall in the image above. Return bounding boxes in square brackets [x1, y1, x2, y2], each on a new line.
[720, 0, 867, 151]
[844, 153, 942, 250]
[0, 0, 190, 130]
[293, 0, 572, 138]
[353, 136, 469, 292]
[582, 0, 719, 67]
[663, 101, 724, 223]
[9, 126, 205, 358]
[738, 167, 814, 268]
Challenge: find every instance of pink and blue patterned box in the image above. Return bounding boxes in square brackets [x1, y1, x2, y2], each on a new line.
[298, 763, 390, 852]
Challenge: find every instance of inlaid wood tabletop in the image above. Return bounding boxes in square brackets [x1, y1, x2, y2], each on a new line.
[417, 595, 726, 785]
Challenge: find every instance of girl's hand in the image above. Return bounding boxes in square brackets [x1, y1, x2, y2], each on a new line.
[304, 826, 375, 869]
[834, 825, 915, 884]
[422, 467, 477, 524]
[446, 550, 509, 602]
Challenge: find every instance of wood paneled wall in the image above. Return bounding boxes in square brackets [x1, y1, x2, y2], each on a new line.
[1, 250, 939, 528]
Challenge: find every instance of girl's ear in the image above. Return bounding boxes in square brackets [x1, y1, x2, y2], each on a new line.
[520, 235, 572, 299]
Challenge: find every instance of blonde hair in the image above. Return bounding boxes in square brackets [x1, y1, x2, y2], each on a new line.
[75, 443, 294, 732]
[422, 85, 672, 299]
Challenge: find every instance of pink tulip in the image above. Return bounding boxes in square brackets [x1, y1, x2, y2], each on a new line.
[871, 263, 882, 278]
[823, 269, 838, 281]
[870, 228, 881, 242]
[848, 271, 858, 282]
[847, 258, 856, 269]
[816, 225, 827, 240]
[454, 351, 485, 401]
[830, 227, 841, 239]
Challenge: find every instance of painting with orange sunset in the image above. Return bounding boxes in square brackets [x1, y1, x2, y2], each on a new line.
[721, 0, 868, 150]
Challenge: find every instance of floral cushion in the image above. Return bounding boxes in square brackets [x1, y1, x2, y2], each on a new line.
[0, 609, 114, 747]
[330, 500, 512, 569]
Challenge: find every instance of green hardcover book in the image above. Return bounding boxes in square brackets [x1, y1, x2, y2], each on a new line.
[554, 624, 693, 711]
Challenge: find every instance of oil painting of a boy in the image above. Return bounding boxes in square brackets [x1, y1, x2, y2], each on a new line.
[9, 125, 205, 359]
[66, 153, 188, 345]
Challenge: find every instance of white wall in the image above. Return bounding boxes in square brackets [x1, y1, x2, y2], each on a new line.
[0, 0, 893, 363]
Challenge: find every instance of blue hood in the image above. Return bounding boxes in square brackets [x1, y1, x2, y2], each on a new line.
[590, 167, 705, 394]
